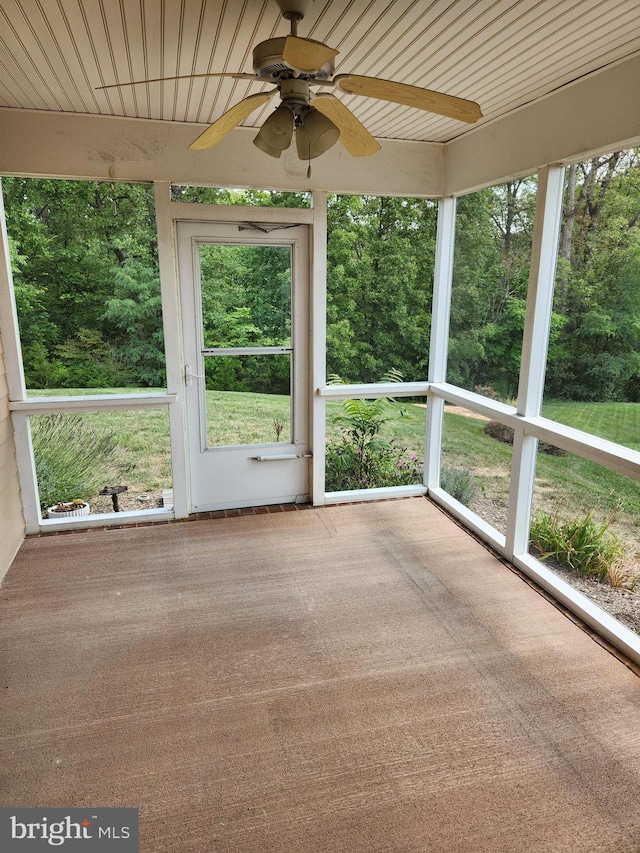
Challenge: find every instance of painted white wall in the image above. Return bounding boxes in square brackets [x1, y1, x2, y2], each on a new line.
[0, 109, 444, 197]
[2, 55, 639, 200]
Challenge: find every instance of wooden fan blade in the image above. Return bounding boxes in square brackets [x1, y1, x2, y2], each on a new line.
[312, 93, 380, 157]
[282, 36, 339, 73]
[334, 74, 482, 123]
[189, 91, 276, 151]
[96, 72, 257, 91]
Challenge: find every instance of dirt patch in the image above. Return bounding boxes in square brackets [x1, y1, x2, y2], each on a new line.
[415, 403, 491, 421]
[543, 560, 640, 635]
[89, 490, 166, 514]
[445, 405, 491, 421]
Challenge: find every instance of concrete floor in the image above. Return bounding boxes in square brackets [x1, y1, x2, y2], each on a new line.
[1, 498, 639, 852]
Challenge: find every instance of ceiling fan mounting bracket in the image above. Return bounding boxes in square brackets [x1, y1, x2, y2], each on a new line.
[279, 77, 312, 123]
[274, 0, 312, 22]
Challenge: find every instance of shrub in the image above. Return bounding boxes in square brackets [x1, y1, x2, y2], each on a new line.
[483, 421, 566, 456]
[474, 384, 497, 399]
[325, 374, 423, 491]
[529, 508, 625, 581]
[325, 437, 422, 491]
[31, 414, 120, 510]
[483, 421, 514, 444]
[440, 466, 481, 507]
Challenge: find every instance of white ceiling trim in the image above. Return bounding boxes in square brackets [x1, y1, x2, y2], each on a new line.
[1, 50, 639, 198]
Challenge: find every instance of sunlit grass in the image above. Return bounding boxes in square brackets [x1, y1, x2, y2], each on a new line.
[541, 400, 640, 449]
[205, 390, 291, 446]
[28, 390, 172, 497]
[27, 391, 640, 541]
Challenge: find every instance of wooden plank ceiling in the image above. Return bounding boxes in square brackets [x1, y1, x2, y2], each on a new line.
[1, 0, 639, 144]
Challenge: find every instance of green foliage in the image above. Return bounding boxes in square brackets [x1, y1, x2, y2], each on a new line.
[325, 372, 423, 490]
[6, 152, 640, 404]
[170, 186, 310, 208]
[546, 151, 640, 401]
[3, 177, 162, 389]
[449, 180, 536, 397]
[102, 259, 166, 386]
[326, 194, 436, 382]
[332, 396, 401, 451]
[199, 243, 291, 394]
[55, 328, 127, 387]
[31, 414, 121, 510]
[440, 466, 481, 507]
[530, 508, 625, 581]
[325, 437, 422, 491]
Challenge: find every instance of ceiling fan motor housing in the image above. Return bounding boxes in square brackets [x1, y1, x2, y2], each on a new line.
[253, 37, 334, 79]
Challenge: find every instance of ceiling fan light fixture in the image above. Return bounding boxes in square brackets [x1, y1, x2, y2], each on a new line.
[253, 106, 294, 158]
[296, 107, 340, 160]
[255, 104, 295, 153]
[253, 131, 283, 158]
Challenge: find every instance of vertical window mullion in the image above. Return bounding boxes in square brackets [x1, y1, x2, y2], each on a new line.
[506, 165, 565, 557]
[425, 196, 457, 490]
[311, 190, 327, 505]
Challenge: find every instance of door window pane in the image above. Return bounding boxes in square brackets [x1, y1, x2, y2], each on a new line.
[204, 355, 291, 447]
[199, 244, 291, 348]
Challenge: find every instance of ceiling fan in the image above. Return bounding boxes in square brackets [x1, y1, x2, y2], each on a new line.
[98, 0, 482, 167]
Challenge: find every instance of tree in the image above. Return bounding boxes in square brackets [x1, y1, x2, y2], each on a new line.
[448, 180, 536, 397]
[326, 194, 436, 383]
[546, 149, 640, 400]
[3, 178, 163, 388]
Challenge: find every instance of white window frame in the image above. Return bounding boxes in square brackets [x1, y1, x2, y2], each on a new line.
[2, 171, 639, 664]
[317, 172, 640, 665]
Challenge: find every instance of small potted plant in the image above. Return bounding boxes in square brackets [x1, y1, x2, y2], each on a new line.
[47, 499, 91, 519]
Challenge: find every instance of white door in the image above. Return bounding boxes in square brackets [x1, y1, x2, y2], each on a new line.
[177, 221, 310, 512]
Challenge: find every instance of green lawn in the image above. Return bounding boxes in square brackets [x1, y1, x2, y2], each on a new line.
[440, 400, 640, 541]
[28, 389, 173, 500]
[26, 390, 640, 543]
[541, 400, 640, 450]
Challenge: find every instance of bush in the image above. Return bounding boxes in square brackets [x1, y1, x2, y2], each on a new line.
[483, 421, 566, 456]
[440, 466, 481, 507]
[474, 384, 497, 399]
[325, 378, 423, 491]
[483, 421, 514, 444]
[31, 414, 120, 510]
[529, 509, 625, 581]
[325, 437, 422, 491]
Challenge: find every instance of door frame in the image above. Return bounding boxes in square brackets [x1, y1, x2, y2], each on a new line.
[153, 192, 326, 517]
[177, 219, 310, 511]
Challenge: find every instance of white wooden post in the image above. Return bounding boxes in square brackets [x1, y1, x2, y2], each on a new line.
[154, 181, 189, 518]
[425, 196, 457, 489]
[311, 191, 327, 505]
[505, 165, 565, 556]
[0, 179, 40, 533]
[0, 180, 26, 402]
